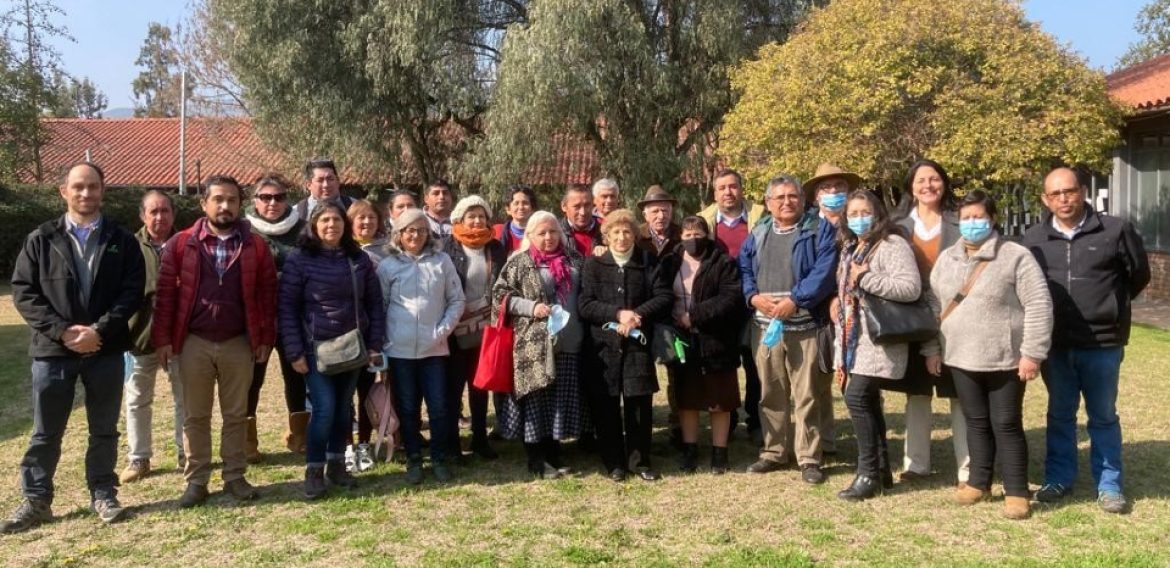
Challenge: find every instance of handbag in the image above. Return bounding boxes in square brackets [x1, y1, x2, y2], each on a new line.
[312, 259, 369, 375]
[861, 292, 938, 345]
[651, 324, 689, 366]
[363, 378, 399, 462]
[472, 295, 515, 393]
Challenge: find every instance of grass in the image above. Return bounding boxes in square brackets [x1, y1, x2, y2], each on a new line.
[0, 294, 1168, 566]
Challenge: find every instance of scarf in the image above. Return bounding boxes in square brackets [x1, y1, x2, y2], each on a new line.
[837, 239, 877, 373]
[452, 223, 494, 248]
[529, 245, 572, 303]
[245, 206, 300, 237]
[508, 220, 526, 241]
[611, 246, 634, 267]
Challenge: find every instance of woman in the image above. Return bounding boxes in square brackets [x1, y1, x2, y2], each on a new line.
[833, 190, 925, 502]
[931, 190, 1052, 520]
[245, 174, 308, 458]
[443, 195, 506, 460]
[347, 199, 390, 470]
[493, 184, 538, 254]
[492, 210, 588, 478]
[579, 209, 672, 482]
[377, 208, 466, 484]
[386, 189, 419, 229]
[279, 202, 385, 499]
[659, 216, 745, 474]
[891, 159, 970, 486]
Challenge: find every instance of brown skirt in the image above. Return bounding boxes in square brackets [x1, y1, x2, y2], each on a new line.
[672, 364, 741, 412]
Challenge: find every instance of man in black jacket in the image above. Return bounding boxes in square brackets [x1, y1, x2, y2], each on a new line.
[1023, 167, 1150, 514]
[4, 162, 146, 533]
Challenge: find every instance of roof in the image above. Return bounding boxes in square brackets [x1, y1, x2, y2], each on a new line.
[1107, 53, 1170, 112]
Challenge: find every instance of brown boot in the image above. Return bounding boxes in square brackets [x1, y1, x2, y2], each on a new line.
[955, 484, 986, 505]
[245, 417, 263, 464]
[1003, 496, 1031, 520]
[285, 412, 310, 454]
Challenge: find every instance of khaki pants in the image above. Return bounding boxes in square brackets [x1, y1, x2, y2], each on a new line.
[756, 327, 824, 466]
[178, 334, 253, 486]
[125, 351, 185, 462]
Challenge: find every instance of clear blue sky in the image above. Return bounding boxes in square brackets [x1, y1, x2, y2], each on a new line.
[43, 0, 1147, 112]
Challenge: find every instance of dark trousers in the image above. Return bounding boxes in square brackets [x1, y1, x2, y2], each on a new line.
[303, 360, 359, 465]
[355, 369, 375, 444]
[585, 377, 653, 472]
[447, 343, 490, 451]
[844, 373, 890, 478]
[391, 357, 450, 463]
[250, 342, 306, 416]
[21, 353, 124, 503]
[952, 367, 1029, 497]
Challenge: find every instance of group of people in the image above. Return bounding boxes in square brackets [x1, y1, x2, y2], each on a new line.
[1, 155, 1149, 533]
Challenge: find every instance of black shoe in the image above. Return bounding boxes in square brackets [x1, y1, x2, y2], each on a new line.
[880, 468, 894, 489]
[406, 457, 424, 485]
[608, 468, 628, 482]
[745, 458, 786, 474]
[224, 478, 259, 501]
[433, 460, 454, 483]
[326, 459, 359, 489]
[679, 443, 698, 473]
[638, 469, 661, 481]
[710, 446, 729, 475]
[1035, 483, 1072, 503]
[577, 433, 597, 454]
[544, 439, 572, 475]
[837, 475, 883, 502]
[178, 483, 209, 509]
[801, 464, 826, 485]
[304, 466, 327, 500]
[0, 498, 51, 534]
[470, 437, 499, 460]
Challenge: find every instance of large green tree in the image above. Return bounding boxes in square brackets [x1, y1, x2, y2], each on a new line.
[132, 22, 188, 118]
[0, 0, 69, 182]
[466, 0, 820, 201]
[721, 0, 1124, 201]
[48, 72, 107, 118]
[1119, 0, 1170, 69]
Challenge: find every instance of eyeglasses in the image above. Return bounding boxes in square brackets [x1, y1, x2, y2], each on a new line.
[816, 181, 849, 192]
[402, 227, 428, 237]
[255, 193, 288, 203]
[1043, 187, 1082, 200]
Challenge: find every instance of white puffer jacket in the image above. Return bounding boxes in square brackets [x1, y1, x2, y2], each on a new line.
[377, 238, 466, 359]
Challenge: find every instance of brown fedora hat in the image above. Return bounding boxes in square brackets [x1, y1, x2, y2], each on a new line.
[803, 163, 862, 200]
[637, 184, 678, 208]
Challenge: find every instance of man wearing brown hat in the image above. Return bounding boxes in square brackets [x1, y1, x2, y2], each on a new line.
[636, 185, 681, 259]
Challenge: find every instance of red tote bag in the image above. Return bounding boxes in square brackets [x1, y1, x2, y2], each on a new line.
[472, 295, 515, 394]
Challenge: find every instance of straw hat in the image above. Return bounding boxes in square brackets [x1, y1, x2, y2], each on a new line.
[803, 163, 862, 200]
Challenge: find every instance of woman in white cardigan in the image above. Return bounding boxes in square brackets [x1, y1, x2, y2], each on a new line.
[929, 190, 1052, 520]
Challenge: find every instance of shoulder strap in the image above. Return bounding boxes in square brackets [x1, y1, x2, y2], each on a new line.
[939, 260, 989, 322]
[349, 257, 360, 330]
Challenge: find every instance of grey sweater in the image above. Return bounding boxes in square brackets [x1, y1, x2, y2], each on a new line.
[930, 234, 1053, 372]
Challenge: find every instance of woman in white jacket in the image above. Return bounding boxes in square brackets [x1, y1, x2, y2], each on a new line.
[377, 208, 466, 484]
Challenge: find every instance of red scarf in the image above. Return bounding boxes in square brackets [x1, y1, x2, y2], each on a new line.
[452, 224, 494, 248]
[529, 245, 572, 303]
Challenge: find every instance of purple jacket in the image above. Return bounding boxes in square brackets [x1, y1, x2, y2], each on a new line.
[278, 247, 386, 364]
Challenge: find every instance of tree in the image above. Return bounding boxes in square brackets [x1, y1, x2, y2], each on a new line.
[47, 72, 107, 118]
[721, 0, 1125, 202]
[0, 40, 42, 181]
[1119, 0, 1170, 69]
[466, 0, 821, 201]
[132, 22, 188, 118]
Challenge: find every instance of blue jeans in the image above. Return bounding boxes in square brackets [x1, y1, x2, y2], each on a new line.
[390, 356, 449, 463]
[304, 357, 360, 466]
[1043, 347, 1124, 494]
[22, 353, 124, 503]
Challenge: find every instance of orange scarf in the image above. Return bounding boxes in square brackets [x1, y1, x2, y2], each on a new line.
[452, 224, 494, 248]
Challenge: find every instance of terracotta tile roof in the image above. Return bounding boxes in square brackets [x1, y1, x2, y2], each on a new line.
[525, 134, 601, 185]
[1107, 53, 1170, 112]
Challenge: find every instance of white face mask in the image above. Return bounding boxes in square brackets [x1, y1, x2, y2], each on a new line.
[547, 305, 570, 338]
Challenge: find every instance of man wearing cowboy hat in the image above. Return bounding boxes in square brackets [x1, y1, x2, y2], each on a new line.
[805, 163, 862, 226]
[636, 185, 682, 259]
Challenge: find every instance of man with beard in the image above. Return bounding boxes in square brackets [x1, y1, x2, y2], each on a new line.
[152, 175, 277, 508]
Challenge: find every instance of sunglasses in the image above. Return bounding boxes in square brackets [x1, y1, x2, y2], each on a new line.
[255, 193, 288, 203]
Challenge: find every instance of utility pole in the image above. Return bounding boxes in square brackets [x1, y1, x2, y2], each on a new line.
[178, 70, 187, 195]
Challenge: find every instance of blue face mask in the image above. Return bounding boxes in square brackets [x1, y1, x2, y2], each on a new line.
[547, 305, 570, 337]
[847, 216, 873, 236]
[762, 317, 785, 349]
[819, 192, 847, 211]
[960, 219, 993, 243]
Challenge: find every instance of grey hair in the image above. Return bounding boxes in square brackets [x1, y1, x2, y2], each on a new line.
[140, 189, 175, 214]
[591, 177, 619, 198]
[519, 210, 569, 252]
[766, 175, 803, 200]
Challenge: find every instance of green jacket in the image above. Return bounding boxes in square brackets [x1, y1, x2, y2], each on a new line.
[126, 226, 165, 355]
[698, 201, 766, 236]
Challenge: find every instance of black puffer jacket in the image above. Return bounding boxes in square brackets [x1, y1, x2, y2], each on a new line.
[659, 244, 746, 374]
[578, 249, 673, 397]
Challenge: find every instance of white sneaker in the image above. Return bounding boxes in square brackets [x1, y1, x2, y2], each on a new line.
[355, 443, 374, 472]
[344, 445, 357, 473]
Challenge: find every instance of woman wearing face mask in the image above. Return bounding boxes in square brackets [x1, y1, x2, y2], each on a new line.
[492, 210, 588, 478]
[494, 184, 539, 254]
[659, 216, 745, 474]
[578, 209, 673, 482]
[890, 160, 970, 487]
[443, 195, 506, 460]
[930, 190, 1052, 520]
[832, 190, 927, 502]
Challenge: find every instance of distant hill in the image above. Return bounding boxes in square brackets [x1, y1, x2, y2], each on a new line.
[104, 107, 135, 118]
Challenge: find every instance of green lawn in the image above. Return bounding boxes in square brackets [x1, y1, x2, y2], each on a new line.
[0, 301, 1167, 566]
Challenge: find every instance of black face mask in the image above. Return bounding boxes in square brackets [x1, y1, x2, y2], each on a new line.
[682, 238, 709, 257]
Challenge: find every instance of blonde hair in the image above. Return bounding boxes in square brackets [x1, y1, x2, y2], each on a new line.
[600, 208, 638, 236]
[519, 210, 568, 252]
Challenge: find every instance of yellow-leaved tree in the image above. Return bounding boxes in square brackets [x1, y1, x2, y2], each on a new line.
[721, 0, 1125, 201]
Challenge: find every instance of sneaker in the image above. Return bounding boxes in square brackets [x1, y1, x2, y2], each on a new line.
[344, 445, 357, 474]
[224, 478, 259, 501]
[1098, 490, 1128, 514]
[1035, 483, 1072, 503]
[800, 464, 826, 485]
[0, 498, 52, 534]
[355, 443, 375, 472]
[91, 497, 127, 524]
[745, 458, 786, 474]
[119, 459, 151, 484]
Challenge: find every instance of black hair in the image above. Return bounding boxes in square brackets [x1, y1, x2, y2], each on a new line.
[713, 168, 743, 187]
[507, 184, 539, 211]
[298, 201, 362, 257]
[61, 161, 106, 186]
[139, 189, 175, 213]
[680, 215, 710, 236]
[427, 178, 452, 193]
[895, 159, 958, 216]
[562, 183, 591, 204]
[959, 189, 998, 222]
[201, 174, 244, 200]
[836, 189, 900, 251]
[303, 159, 338, 180]
[390, 189, 418, 206]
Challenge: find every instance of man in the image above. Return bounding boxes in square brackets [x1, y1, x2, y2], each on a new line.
[120, 190, 185, 484]
[592, 178, 621, 219]
[738, 176, 838, 483]
[152, 175, 278, 508]
[561, 183, 605, 257]
[293, 158, 353, 219]
[698, 169, 766, 437]
[423, 179, 455, 237]
[636, 185, 681, 259]
[1023, 167, 1150, 514]
[4, 162, 145, 533]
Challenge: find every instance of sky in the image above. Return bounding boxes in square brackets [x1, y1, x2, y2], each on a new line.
[39, 0, 1149, 113]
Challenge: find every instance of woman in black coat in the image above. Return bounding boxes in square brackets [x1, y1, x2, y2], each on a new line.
[579, 209, 673, 482]
[658, 216, 745, 474]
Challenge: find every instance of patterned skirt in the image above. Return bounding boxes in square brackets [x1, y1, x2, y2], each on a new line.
[499, 352, 591, 443]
